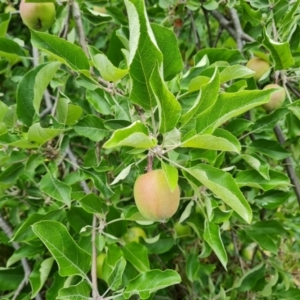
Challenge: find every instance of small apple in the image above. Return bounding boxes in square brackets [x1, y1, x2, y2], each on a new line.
[262, 83, 286, 112]
[174, 222, 192, 237]
[96, 253, 106, 279]
[246, 57, 270, 81]
[134, 169, 180, 221]
[123, 227, 146, 243]
[19, 0, 56, 32]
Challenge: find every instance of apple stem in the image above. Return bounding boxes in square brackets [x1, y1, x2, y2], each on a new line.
[147, 152, 154, 172]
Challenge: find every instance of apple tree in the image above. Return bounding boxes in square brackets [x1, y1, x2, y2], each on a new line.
[1, 0, 300, 299]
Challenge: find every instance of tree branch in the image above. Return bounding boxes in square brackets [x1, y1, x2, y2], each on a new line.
[210, 10, 255, 43]
[72, 1, 89, 57]
[229, 8, 243, 51]
[274, 125, 300, 207]
[202, 7, 213, 47]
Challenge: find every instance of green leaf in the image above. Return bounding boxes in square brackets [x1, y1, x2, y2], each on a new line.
[220, 65, 255, 83]
[247, 139, 290, 160]
[151, 23, 183, 80]
[263, 29, 294, 70]
[81, 169, 113, 198]
[235, 170, 291, 191]
[181, 128, 241, 153]
[0, 101, 8, 122]
[57, 281, 91, 300]
[16, 62, 61, 126]
[245, 230, 278, 254]
[74, 115, 108, 142]
[103, 121, 157, 149]
[0, 162, 25, 184]
[108, 257, 126, 291]
[122, 242, 150, 272]
[235, 263, 265, 292]
[90, 48, 128, 82]
[0, 13, 10, 37]
[6, 245, 43, 267]
[241, 2, 261, 26]
[29, 257, 54, 298]
[181, 68, 220, 127]
[125, 0, 163, 110]
[124, 269, 181, 299]
[30, 30, 90, 72]
[32, 221, 91, 277]
[86, 89, 112, 115]
[251, 220, 286, 235]
[186, 253, 202, 282]
[111, 164, 133, 185]
[28, 123, 64, 145]
[203, 220, 227, 269]
[0, 37, 24, 63]
[150, 65, 181, 133]
[40, 173, 72, 206]
[252, 108, 289, 133]
[162, 162, 178, 192]
[56, 94, 83, 126]
[12, 210, 66, 242]
[0, 267, 24, 291]
[239, 154, 270, 180]
[184, 165, 252, 223]
[196, 89, 275, 134]
[79, 194, 103, 214]
[255, 190, 291, 209]
[102, 243, 124, 281]
[195, 48, 245, 65]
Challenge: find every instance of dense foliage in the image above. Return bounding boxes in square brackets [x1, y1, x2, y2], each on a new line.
[1, 0, 300, 299]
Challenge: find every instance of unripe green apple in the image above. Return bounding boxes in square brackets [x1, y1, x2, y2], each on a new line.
[174, 222, 192, 237]
[262, 84, 286, 112]
[123, 227, 146, 243]
[246, 57, 270, 81]
[96, 253, 106, 279]
[20, 0, 56, 32]
[134, 169, 180, 221]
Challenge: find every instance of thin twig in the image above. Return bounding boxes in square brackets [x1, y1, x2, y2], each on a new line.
[286, 81, 300, 98]
[72, 1, 89, 57]
[274, 125, 300, 207]
[213, 26, 223, 48]
[229, 8, 243, 51]
[210, 10, 255, 43]
[231, 229, 245, 274]
[32, 33, 54, 118]
[59, 2, 71, 39]
[65, 146, 90, 194]
[64, 147, 103, 299]
[91, 215, 99, 299]
[71, 1, 125, 97]
[202, 8, 213, 47]
[189, 10, 201, 50]
[0, 215, 42, 300]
